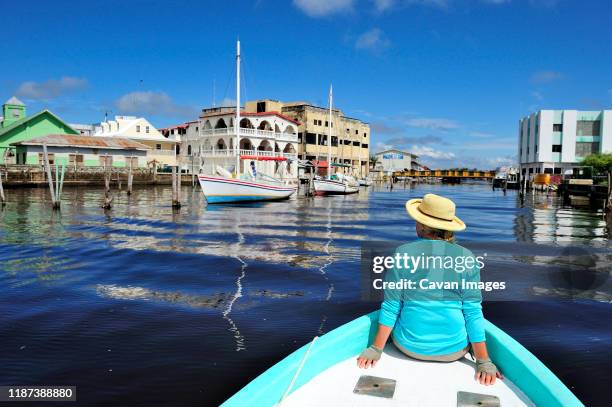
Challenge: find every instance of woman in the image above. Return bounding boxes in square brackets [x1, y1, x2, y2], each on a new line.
[357, 193, 502, 386]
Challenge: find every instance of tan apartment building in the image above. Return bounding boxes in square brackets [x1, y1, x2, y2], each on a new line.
[244, 99, 370, 176]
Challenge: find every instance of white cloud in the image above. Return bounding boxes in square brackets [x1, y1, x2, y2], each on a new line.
[531, 91, 544, 101]
[469, 131, 495, 138]
[530, 70, 563, 84]
[373, 0, 396, 12]
[293, 0, 354, 17]
[115, 91, 197, 118]
[355, 28, 390, 50]
[411, 145, 455, 159]
[16, 76, 88, 100]
[404, 117, 459, 131]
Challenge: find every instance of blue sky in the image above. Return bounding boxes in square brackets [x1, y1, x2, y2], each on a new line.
[1, 0, 610, 168]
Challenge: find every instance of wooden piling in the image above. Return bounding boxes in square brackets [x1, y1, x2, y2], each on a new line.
[102, 166, 113, 209]
[43, 144, 59, 209]
[0, 169, 6, 206]
[127, 162, 133, 195]
[172, 166, 181, 209]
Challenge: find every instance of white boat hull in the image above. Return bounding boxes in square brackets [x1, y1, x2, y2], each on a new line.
[358, 179, 372, 186]
[314, 179, 359, 195]
[198, 175, 297, 204]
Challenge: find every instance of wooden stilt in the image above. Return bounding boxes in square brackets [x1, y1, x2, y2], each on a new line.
[127, 162, 133, 195]
[102, 166, 112, 209]
[0, 169, 6, 206]
[43, 144, 59, 209]
[172, 166, 181, 208]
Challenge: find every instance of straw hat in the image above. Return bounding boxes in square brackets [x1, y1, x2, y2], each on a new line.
[405, 193, 466, 232]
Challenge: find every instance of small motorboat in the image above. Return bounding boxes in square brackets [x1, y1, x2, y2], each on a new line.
[359, 178, 373, 187]
[221, 311, 583, 407]
[314, 175, 359, 195]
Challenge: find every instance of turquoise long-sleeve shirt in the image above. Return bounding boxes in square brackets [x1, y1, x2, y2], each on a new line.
[378, 239, 486, 356]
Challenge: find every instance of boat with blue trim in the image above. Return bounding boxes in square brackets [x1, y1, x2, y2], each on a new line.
[221, 311, 583, 406]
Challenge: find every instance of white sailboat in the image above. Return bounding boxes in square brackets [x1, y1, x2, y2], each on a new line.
[314, 86, 359, 196]
[198, 41, 297, 204]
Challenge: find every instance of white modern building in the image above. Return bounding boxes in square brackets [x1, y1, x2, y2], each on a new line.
[518, 110, 612, 177]
[94, 116, 178, 166]
[173, 106, 299, 181]
[373, 149, 418, 175]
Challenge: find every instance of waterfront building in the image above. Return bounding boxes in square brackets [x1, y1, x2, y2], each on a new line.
[245, 100, 370, 176]
[179, 106, 300, 180]
[94, 116, 178, 167]
[373, 149, 418, 175]
[70, 123, 96, 135]
[518, 110, 612, 177]
[0, 96, 78, 163]
[11, 134, 149, 168]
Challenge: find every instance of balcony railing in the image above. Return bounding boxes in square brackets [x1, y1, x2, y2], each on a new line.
[197, 149, 297, 160]
[197, 127, 298, 142]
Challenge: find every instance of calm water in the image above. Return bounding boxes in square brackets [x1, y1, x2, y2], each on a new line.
[0, 183, 610, 406]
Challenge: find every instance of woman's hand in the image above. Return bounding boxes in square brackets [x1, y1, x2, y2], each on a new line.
[356, 345, 383, 369]
[475, 358, 503, 386]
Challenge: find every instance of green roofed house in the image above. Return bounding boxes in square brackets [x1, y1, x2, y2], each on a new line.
[10, 134, 150, 168]
[0, 96, 78, 163]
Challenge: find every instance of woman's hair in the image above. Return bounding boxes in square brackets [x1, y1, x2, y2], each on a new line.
[421, 224, 455, 242]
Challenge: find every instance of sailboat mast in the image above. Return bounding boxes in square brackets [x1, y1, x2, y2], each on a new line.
[236, 40, 241, 176]
[327, 85, 332, 179]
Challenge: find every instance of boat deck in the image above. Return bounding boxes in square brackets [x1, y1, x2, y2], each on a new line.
[282, 344, 534, 407]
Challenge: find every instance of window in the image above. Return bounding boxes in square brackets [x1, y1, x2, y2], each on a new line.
[126, 157, 139, 168]
[575, 142, 599, 157]
[544, 168, 553, 174]
[146, 126, 150, 133]
[553, 123, 563, 132]
[355, 130, 358, 135]
[576, 121, 600, 136]
[136, 125, 141, 133]
[99, 155, 113, 167]
[69, 154, 84, 167]
[306, 133, 317, 144]
[187, 145, 192, 155]
[298, 132, 303, 143]
[363, 133, 367, 138]
[353, 141, 360, 147]
[257, 101, 266, 113]
[319, 134, 328, 146]
[343, 139, 351, 145]
[554, 168, 562, 174]
[552, 144, 562, 152]
[362, 143, 368, 148]
[313, 120, 317, 125]
[325, 121, 329, 127]
[331, 136, 338, 147]
[156, 144, 162, 150]
[38, 153, 55, 165]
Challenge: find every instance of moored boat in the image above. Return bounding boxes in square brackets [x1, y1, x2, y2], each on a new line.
[221, 311, 583, 406]
[359, 178, 373, 187]
[313, 86, 360, 196]
[314, 176, 358, 195]
[198, 173, 297, 204]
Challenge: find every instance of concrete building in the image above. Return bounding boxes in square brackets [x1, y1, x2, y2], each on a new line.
[178, 106, 299, 180]
[243, 99, 370, 176]
[0, 96, 78, 163]
[518, 110, 612, 177]
[95, 116, 178, 167]
[11, 134, 149, 168]
[373, 149, 418, 175]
